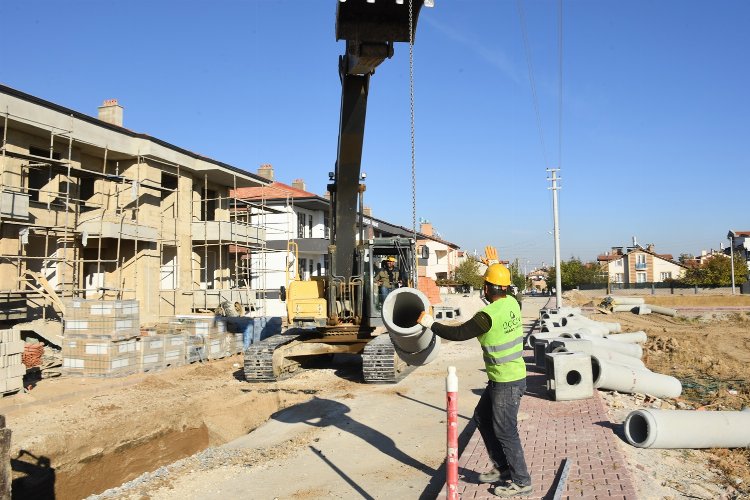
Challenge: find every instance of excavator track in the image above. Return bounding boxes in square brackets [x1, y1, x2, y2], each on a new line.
[243, 333, 304, 382]
[362, 334, 414, 384]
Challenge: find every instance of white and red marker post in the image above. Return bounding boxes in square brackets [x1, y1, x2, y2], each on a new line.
[446, 366, 459, 500]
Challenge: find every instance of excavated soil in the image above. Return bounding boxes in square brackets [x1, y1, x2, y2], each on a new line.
[3, 358, 357, 499]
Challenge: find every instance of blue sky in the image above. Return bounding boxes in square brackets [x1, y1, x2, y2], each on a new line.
[3, 1, 748, 270]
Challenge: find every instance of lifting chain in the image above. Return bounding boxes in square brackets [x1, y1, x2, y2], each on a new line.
[408, 0, 418, 273]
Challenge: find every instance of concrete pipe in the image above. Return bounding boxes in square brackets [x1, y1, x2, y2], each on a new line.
[381, 287, 440, 366]
[526, 332, 566, 348]
[587, 336, 643, 359]
[560, 318, 611, 336]
[548, 339, 645, 369]
[591, 356, 681, 398]
[636, 306, 652, 315]
[624, 408, 750, 449]
[606, 331, 648, 344]
[612, 305, 637, 313]
[644, 304, 677, 317]
[609, 296, 645, 305]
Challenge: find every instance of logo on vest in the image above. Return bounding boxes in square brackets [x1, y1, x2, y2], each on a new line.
[503, 310, 522, 333]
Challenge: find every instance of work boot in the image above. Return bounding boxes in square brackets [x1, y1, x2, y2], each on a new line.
[478, 467, 511, 484]
[493, 482, 532, 497]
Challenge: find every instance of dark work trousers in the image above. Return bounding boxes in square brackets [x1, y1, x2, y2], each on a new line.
[474, 378, 531, 487]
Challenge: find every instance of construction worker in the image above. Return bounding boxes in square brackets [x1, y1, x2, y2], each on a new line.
[417, 262, 532, 497]
[375, 256, 400, 305]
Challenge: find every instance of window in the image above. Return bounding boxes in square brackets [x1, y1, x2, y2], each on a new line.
[308, 214, 313, 238]
[27, 169, 49, 202]
[29, 146, 62, 160]
[160, 246, 178, 290]
[161, 173, 178, 201]
[660, 272, 672, 281]
[317, 263, 322, 276]
[636, 272, 647, 283]
[635, 253, 647, 270]
[323, 254, 330, 276]
[309, 260, 313, 278]
[614, 273, 624, 283]
[615, 260, 623, 267]
[298, 213, 306, 238]
[324, 213, 330, 239]
[202, 189, 216, 221]
[299, 258, 307, 280]
[79, 177, 95, 202]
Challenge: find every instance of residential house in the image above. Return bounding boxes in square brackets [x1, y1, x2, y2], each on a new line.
[597, 242, 687, 286]
[0, 85, 268, 333]
[727, 230, 750, 272]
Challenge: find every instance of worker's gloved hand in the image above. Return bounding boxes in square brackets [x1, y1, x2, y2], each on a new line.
[481, 245, 499, 266]
[417, 311, 434, 329]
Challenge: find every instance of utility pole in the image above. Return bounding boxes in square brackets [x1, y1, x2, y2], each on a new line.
[547, 168, 563, 308]
[729, 231, 736, 295]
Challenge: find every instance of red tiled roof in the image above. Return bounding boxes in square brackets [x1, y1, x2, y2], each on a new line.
[232, 182, 317, 200]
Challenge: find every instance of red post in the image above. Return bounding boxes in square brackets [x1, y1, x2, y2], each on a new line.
[446, 366, 459, 500]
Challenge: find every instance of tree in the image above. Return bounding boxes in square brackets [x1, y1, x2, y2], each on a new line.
[453, 258, 484, 289]
[509, 258, 526, 291]
[547, 257, 607, 290]
[681, 252, 749, 286]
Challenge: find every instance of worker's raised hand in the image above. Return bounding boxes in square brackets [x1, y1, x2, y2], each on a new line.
[481, 245, 499, 266]
[417, 311, 435, 329]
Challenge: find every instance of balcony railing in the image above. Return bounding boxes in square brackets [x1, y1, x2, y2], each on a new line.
[634, 263, 647, 270]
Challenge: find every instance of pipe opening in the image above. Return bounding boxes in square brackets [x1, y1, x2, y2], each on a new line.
[390, 292, 425, 329]
[625, 413, 650, 445]
[566, 370, 582, 386]
[591, 357, 601, 384]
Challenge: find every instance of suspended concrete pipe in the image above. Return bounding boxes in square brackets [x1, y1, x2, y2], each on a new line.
[644, 304, 677, 317]
[606, 331, 648, 344]
[381, 287, 440, 366]
[548, 339, 645, 369]
[624, 408, 750, 449]
[590, 355, 682, 398]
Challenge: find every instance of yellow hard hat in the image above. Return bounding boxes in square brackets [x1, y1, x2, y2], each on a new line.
[386, 256, 397, 262]
[484, 263, 511, 286]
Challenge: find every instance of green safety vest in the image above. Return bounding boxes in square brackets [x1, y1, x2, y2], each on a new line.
[478, 297, 526, 383]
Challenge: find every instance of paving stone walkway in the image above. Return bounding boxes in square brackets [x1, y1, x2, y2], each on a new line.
[453, 315, 638, 499]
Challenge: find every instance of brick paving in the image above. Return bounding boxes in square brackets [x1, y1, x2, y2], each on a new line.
[453, 315, 638, 499]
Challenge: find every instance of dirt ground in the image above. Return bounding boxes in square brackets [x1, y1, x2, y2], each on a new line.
[566, 290, 750, 499]
[3, 291, 750, 499]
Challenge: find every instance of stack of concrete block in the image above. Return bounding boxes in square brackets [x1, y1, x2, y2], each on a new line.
[139, 334, 166, 372]
[62, 299, 140, 377]
[171, 315, 230, 361]
[0, 330, 25, 394]
[62, 337, 139, 378]
[164, 333, 187, 368]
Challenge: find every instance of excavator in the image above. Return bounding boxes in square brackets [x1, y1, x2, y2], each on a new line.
[244, 0, 433, 383]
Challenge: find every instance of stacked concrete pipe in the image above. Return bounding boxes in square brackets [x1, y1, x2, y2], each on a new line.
[381, 287, 440, 366]
[606, 331, 648, 344]
[548, 339, 645, 369]
[591, 355, 681, 398]
[624, 408, 750, 449]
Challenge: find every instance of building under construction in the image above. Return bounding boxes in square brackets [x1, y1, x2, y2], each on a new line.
[0, 85, 273, 345]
